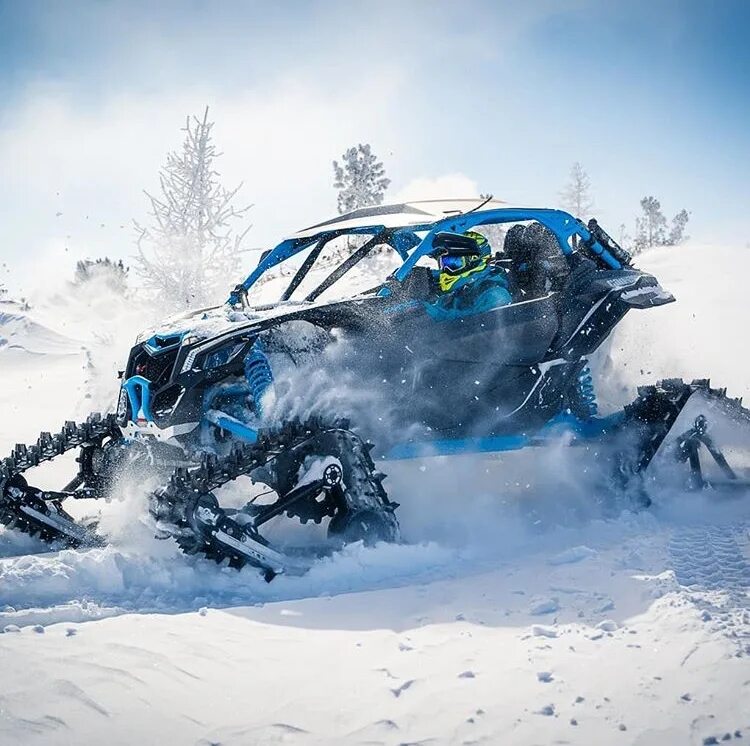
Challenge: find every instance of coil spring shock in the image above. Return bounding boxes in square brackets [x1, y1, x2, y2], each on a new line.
[244, 344, 274, 417]
[576, 363, 598, 418]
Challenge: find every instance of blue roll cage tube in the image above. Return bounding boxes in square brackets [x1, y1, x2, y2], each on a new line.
[229, 208, 622, 304]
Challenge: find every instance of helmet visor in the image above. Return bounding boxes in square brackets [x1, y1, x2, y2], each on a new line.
[439, 254, 469, 273]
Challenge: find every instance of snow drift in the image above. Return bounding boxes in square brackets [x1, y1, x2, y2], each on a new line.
[0, 308, 80, 356]
[0, 239, 749, 746]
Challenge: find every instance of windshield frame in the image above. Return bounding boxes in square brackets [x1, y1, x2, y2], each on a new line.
[232, 226, 427, 307]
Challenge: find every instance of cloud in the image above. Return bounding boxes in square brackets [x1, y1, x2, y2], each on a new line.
[392, 174, 480, 202]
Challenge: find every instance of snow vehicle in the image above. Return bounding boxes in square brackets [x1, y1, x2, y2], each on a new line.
[2, 198, 749, 578]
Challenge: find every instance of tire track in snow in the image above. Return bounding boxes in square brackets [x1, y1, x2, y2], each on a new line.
[669, 523, 750, 655]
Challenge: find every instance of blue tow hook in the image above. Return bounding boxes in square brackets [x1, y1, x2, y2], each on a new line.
[122, 375, 154, 424]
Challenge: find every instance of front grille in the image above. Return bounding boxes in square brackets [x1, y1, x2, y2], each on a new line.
[126, 345, 180, 387]
[152, 384, 183, 424]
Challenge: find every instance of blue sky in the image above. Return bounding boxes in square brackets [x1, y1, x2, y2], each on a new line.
[1, 0, 748, 293]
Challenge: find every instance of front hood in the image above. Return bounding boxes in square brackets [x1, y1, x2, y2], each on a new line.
[134, 300, 338, 346]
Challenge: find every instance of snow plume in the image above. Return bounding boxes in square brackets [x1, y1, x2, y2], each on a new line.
[389, 430, 641, 558]
[261, 321, 636, 558]
[0, 540, 457, 626]
[0, 527, 47, 560]
[266, 324, 418, 446]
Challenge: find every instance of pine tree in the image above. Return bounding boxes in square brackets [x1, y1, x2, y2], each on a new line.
[134, 107, 252, 310]
[559, 162, 594, 221]
[666, 209, 690, 245]
[332, 144, 390, 214]
[634, 196, 668, 253]
[618, 223, 631, 252]
[73, 258, 129, 295]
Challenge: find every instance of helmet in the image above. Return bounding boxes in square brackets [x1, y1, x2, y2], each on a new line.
[432, 231, 491, 292]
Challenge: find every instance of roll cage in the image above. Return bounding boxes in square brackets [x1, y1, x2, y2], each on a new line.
[228, 207, 630, 307]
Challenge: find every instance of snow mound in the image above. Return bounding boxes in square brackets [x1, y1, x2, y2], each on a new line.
[0, 538, 458, 627]
[603, 242, 750, 405]
[0, 526, 48, 560]
[547, 545, 597, 565]
[0, 310, 80, 356]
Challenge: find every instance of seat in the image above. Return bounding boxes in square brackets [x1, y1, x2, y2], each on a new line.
[395, 265, 436, 301]
[503, 222, 568, 299]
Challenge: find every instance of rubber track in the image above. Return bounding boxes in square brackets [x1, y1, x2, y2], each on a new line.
[148, 416, 396, 570]
[0, 413, 120, 546]
[624, 377, 750, 472]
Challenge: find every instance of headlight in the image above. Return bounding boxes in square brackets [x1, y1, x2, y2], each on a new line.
[116, 387, 129, 425]
[201, 341, 247, 371]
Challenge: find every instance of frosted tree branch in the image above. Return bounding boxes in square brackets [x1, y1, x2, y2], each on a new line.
[133, 107, 252, 310]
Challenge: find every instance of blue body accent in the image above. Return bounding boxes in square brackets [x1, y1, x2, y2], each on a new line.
[231, 225, 401, 303]
[202, 383, 250, 413]
[143, 332, 185, 355]
[213, 416, 259, 443]
[122, 375, 154, 422]
[381, 300, 422, 314]
[384, 411, 625, 460]
[234, 236, 320, 300]
[386, 434, 529, 459]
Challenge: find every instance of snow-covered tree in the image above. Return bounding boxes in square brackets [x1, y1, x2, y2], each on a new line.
[634, 196, 667, 252]
[666, 208, 690, 246]
[559, 162, 594, 221]
[332, 144, 390, 214]
[633, 197, 688, 254]
[618, 223, 631, 252]
[73, 258, 129, 295]
[135, 107, 252, 310]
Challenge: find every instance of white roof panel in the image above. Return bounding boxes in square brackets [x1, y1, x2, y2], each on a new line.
[288, 198, 512, 240]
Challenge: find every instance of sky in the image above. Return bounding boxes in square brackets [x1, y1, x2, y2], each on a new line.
[0, 0, 749, 294]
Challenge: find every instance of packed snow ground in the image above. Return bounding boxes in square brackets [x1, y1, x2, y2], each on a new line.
[1, 243, 749, 745]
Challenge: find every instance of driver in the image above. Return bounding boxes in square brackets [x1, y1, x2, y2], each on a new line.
[425, 230, 511, 319]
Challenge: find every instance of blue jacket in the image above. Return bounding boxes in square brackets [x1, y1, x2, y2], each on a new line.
[424, 264, 512, 320]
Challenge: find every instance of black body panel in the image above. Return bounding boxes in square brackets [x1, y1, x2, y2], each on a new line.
[121, 261, 670, 444]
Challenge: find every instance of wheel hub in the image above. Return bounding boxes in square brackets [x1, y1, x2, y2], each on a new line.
[323, 462, 343, 487]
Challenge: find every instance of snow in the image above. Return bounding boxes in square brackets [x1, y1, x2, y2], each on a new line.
[547, 545, 598, 565]
[1, 240, 749, 745]
[0, 306, 80, 357]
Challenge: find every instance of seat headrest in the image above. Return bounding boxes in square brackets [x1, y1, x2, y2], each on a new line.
[503, 222, 559, 260]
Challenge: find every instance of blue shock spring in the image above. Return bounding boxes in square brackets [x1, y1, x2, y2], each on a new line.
[576, 363, 598, 418]
[244, 344, 274, 417]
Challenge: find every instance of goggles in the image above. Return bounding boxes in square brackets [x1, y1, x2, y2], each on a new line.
[438, 253, 479, 274]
